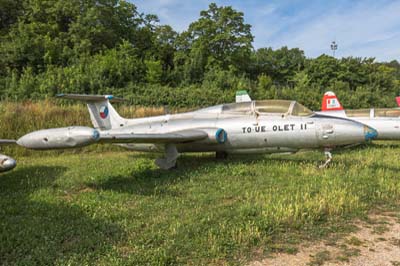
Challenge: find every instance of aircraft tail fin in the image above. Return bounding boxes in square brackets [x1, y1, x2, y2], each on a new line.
[396, 96, 400, 107]
[321, 91, 344, 111]
[56, 94, 125, 130]
[236, 90, 252, 103]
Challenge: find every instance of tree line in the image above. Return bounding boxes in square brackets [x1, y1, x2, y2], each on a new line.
[0, 0, 399, 110]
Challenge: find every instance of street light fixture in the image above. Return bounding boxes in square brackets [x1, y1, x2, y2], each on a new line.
[331, 41, 338, 57]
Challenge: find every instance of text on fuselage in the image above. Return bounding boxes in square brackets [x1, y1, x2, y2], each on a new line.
[242, 123, 308, 133]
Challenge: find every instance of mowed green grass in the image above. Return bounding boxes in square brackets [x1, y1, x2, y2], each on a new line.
[1, 143, 400, 265]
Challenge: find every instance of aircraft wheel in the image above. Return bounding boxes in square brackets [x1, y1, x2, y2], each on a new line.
[216, 151, 228, 160]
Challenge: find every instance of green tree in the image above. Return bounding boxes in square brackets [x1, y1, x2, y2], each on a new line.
[184, 3, 253, 73]
[0, 0, 150, 73]
[306, 55, 340, 88]
[145, 59, 163, 84]
[0, 0, 24, 33]
[253, 47, 305, 85]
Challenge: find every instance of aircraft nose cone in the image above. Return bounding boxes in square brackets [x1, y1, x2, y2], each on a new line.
[17, 134, 35, 149]
[364, 126, 378, 141]
[16, 137, 25, 146]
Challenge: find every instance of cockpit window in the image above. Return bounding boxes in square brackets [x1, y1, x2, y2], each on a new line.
[221, 100, 313, 116]
[255, 100, 292, 114]
[291, 102, 313, 116]
[256, 100, 312, 116]
[221, 102, 252, 113]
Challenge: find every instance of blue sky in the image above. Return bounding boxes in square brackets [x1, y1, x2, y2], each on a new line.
[132, 0, 400, 62]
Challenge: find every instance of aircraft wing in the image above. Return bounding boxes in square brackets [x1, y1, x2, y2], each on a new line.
[0, 139, 16, 145]
[99, 130, 208, 144]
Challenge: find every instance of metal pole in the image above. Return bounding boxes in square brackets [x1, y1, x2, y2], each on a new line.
[330, 41, 338, 57]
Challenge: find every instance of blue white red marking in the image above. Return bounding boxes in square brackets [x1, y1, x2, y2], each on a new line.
[99, 105, 109, 119]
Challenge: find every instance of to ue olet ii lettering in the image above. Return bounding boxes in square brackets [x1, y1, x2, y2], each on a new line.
[242, 123, 308, 133]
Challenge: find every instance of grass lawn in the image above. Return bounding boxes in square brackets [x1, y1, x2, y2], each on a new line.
[1, 142, 400, 265]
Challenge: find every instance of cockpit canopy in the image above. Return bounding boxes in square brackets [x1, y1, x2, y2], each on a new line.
[221, 100, 313, 116]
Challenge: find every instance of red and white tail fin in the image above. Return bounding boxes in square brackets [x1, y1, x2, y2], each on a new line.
[396, 96, 400, 107]
[321, 91, 343, 111]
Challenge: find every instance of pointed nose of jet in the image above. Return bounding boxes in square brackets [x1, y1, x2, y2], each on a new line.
[0, 157, 16, 172]
[364, 126, 378, 141]
[16, 134, 33, 148]
[16, 135, 27, 147]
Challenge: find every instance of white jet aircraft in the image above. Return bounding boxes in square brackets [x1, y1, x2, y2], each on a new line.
[318, 91, 400, 140]
[16, 94, 378, 169]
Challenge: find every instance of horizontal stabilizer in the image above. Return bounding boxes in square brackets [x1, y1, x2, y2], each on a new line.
[99, 130, 208, 144]
[57, 93, 126, 130]
[56, 94, 125, 103]
[0, 139, 16, 145]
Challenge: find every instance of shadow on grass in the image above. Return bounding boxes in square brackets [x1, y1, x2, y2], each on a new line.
[0, 166, 125, 265]
[369, 142, 400, 149]
[86, 143, 377, 196]
[86, 151, 322, 196]
[86, 154, 224, 196]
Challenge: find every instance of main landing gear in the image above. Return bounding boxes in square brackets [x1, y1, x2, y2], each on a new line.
[155, 144, 179, 170]
[319, 148, 332, 169]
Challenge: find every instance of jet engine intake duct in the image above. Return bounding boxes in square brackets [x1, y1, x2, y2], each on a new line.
[195, 128, 228, 144]
[215, 128, 227, 144]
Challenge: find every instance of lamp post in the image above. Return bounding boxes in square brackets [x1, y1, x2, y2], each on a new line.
[331, 41, 338, 57]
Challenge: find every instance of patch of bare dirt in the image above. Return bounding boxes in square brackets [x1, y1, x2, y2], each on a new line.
[249, 212, 400, 266]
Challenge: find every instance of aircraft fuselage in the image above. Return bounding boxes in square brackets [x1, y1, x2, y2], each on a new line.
[112, 110, 375, 154]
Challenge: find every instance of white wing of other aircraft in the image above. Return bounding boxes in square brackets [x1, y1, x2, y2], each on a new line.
[0, 139, 16, 173]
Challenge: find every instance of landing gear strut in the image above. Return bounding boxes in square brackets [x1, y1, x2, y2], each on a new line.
[319, 149, 332, 169]
[155, 144, 179, 170]
[216, 151, 228, 160]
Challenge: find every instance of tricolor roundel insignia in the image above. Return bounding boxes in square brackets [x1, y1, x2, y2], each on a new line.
[99, 105, 109, 119]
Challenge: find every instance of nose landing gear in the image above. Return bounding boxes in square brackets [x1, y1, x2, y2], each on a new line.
[319, 148, 332, 169]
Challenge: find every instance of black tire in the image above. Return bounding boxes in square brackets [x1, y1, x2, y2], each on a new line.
[216, 151, 228, 160]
